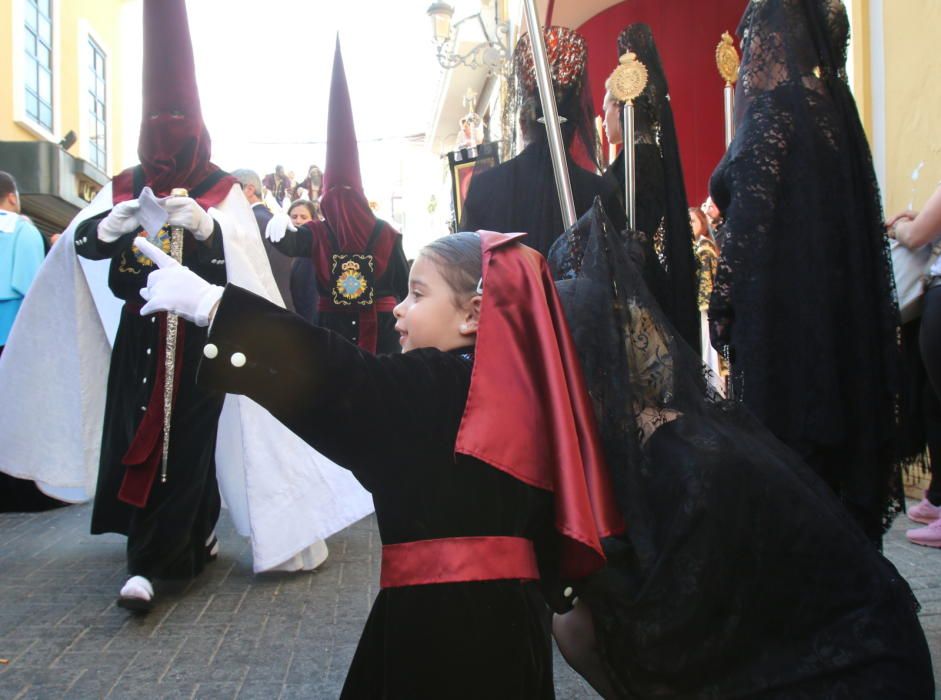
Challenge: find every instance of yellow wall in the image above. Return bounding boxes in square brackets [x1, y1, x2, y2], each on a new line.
[880, 0, 941, 216]
[847, 0, 872, 140]
[0, 0, 127, 175]
[0, 1, 24, 142]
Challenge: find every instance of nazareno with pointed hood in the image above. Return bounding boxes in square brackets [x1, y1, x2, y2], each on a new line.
[270, 37, 409, 354]
[0, 0, 374, 588]
[70, 0, 242, 583]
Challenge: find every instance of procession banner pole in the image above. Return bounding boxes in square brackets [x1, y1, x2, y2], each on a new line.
[161, 186, 188, 483]
[521, 0, 576, 229]
[606, 52, 647, 231]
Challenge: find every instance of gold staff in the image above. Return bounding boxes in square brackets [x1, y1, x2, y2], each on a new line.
[606, 52, 648, 231]
[715, 31, 740, 149]
[162, 186, 188, 483]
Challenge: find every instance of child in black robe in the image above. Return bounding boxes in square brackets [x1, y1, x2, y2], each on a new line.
[133, 231, 622, 699]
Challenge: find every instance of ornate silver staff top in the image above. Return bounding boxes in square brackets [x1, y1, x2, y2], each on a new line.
[161, 186, 188, 483]
[606, 52, 648, 232]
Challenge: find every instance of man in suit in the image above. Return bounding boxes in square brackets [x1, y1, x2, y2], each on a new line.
[232, 169, 295, 312]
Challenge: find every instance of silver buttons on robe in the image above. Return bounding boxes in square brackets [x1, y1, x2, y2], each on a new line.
[563, 586, 573, 599]
[230, 352, 246, 368]
[203, 343, 218, 359]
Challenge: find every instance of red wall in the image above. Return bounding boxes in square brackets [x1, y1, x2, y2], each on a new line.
[575, 0, 747, 204]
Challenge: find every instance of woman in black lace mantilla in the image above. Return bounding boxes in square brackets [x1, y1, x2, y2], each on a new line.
[550, 24, 699, 357]
[549, 200, 933, 699]
[708, 0, 903, 542]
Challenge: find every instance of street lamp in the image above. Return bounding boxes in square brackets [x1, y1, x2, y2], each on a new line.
[426, 0, 511, 73]
[427, 2, 454, 44]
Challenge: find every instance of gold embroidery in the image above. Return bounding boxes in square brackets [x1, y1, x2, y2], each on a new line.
[336, 260, 369, 301]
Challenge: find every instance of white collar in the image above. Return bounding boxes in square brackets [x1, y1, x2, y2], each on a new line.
[0, 210, 18, 234]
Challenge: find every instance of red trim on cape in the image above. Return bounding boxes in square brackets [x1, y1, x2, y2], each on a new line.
[380, 536, 539, 589]
[455, 232, 625, 580]
[112, 167, 236, 210]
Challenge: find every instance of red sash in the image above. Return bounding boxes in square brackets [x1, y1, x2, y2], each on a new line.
[380, 536, 539, 589]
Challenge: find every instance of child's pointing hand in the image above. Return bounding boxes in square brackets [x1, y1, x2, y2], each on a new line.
[136, 237, 224, 327]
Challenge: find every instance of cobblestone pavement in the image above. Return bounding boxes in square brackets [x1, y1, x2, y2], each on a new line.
[0, 502, 938, 699]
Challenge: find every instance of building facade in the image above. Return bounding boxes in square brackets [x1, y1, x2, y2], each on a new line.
[426, 0, 941, 216]
[0, 0, 130, 237]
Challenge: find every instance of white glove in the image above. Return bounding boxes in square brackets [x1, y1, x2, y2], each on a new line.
[265, 212, 296, 243]
[136, 237, 224, 327]
[164, 196, 215, 240]
[97, 200, 141, 243]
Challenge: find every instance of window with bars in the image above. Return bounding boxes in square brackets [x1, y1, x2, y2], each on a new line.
[24, 0, 53, 132]
[88, 37, 107, 170]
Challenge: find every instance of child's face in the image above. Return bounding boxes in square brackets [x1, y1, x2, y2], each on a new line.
[393, 254, 480, 353]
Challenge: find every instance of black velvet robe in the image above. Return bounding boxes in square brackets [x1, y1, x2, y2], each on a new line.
[460, 141, 613, 258]
[271, 225, 408, 354]
[75, 211, 226, 580]
[198, 284, 560, 699]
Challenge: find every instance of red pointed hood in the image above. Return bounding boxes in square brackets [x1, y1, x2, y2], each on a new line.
[455, 232, 624, 580]
[322, 36, 363, 195]
[114, 0, 232, 206]
[315, 36, 400, 254]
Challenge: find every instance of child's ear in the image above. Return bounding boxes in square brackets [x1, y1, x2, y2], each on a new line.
[459, 295, 482, 336]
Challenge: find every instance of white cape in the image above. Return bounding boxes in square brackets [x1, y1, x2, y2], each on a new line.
[0, 182, 374, 572]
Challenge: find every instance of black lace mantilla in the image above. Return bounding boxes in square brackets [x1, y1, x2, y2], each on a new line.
[550, 200, 932, 698]
[708, 0, 903, 537]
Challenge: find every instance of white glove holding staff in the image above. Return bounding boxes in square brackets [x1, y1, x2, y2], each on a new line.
[97, 200, 142, 243]
[265, 212, 296, 243]
[164, 195, 215, 240]
[135, 237, 223, 327]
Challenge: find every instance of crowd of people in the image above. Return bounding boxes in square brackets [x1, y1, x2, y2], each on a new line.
[0, 0, 939, 697]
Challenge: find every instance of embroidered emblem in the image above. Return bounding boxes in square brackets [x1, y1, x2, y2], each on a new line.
[330, 253, 376, 307]
[336, 260, 368, 300]
[131, 227, 172, 268]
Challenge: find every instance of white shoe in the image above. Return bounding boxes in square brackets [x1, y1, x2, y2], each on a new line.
[305, 539, 329, 571]
[268, 539, 329, 572]
[206, 532, 219, 560]
[117, 575, 154, 613]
